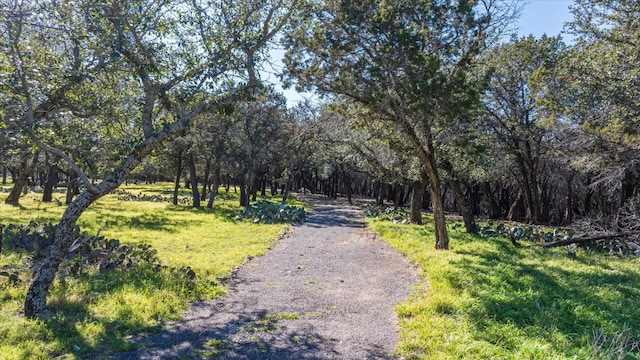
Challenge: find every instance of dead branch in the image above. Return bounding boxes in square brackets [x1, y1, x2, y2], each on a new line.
[531, 232, 640, 248]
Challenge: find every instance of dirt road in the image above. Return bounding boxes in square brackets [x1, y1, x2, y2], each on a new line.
[112, 194, 417, 359]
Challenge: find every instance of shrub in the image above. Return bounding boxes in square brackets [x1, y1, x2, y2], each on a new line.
[236, 200, 306, 224]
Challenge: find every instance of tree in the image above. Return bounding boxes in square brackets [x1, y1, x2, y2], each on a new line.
[1, 0, 298, 318]
[479, 35, 566, 224]
[537, 1, 640, 217]
[224, 92, 289, 206]
[285, 0, 516, 249]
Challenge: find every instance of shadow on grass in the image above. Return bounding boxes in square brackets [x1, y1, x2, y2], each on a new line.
[40, 265, 189, 358]
[451, 240, 640, 355]
[165, 203, 241, 224]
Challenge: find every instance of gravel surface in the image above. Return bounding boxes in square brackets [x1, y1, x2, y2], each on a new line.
[111, 194, 418, 359]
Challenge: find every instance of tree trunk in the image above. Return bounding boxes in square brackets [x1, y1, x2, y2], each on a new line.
[484, 181, 501, 219]
[281, 179, 291, 203]
[251, 176, 259, 202]
[2, 167, 6, 184]
[42, 164, 59, 203]
[563, 173, 574, 225]
[65, 171, 78, 205]
[5, 157, 28, 206]
[508, 190, 525, 221]
[345, 172, 353, 205]
[24, 190, 98, 317]
[187, 154, 200, 208]
[260, 178, 267, 196]
[206, 164, 221, 209]
[410, 180, 424, 225]
[448, 177, 477, 234]
[173, 149, 183, 206]
[239, 176, 249, 207]
[201, 158, 211, 202]
[376, 180, 385, 206]
[442, 161, 477, 234]
[423, 150, 449, 250]
[429, 182, 449, 250]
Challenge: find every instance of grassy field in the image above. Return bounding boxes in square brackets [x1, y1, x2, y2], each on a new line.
[368, 217, 640, 359]
[0, 183, 298, 359]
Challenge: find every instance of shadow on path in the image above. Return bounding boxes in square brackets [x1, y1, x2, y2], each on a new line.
[110, 193, 415, 360]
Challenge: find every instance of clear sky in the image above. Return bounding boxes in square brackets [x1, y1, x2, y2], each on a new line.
[517, 0, 575, 38]
[277, 0, 577, 106]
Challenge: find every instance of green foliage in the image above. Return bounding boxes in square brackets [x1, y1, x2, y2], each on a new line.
[364, 205, 410, 224]
[113, 189, 190, 204]
[2, 222, 56, 257]
[236, 200, 306, 224]
[477, 221, 576, 244]
[368, 217, 640, 359]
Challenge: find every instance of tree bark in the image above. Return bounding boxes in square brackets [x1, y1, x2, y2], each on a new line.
[173, 149, 183, 206]
[281, 178, 292, 203]
[5, 157, 28, 206]
[532, 232, 640, 248]
[239, 176, 249, 207]
[187, 154, 200, 208]
[563, 173, 574, 225]
[484, 181, 501, 219]
[24, 190, 98, 317]
[376, 180, 385, 206]
[412, 133, 449, 249]
[65, 171, 78, 205]
[42, 164, 59, 203]
[206, 163, 220, 209]
[201, 158, 211, 202]
[442, 161, 477, 234]
[410, 180, 424, 225]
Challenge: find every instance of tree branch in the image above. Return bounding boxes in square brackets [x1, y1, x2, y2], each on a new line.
[531, 232, 640, 248]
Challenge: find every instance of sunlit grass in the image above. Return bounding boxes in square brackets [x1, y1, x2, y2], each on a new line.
[0, 182, 294, 359]
[368, 217, 640, 359]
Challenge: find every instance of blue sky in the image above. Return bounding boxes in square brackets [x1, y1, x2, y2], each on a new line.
[277, 0, 577, 106]
[518, 0, 574, 38]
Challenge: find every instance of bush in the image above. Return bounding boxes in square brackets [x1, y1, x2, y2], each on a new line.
[236, 200, 306, 224]
[0, 222, 198, 286]
[364, 205, 410, 224]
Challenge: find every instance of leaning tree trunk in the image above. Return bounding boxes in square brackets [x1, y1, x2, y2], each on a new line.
[24, 190, 99, 317]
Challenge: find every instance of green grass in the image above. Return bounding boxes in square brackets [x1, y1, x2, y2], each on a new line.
[368, 216, 640, 360]
[0, 183, 295, 359]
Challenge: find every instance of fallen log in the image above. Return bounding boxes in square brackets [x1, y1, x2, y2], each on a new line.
[531, 231, 640, 248]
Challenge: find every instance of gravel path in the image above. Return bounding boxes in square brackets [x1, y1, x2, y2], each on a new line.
[111, 194, 418, 359]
